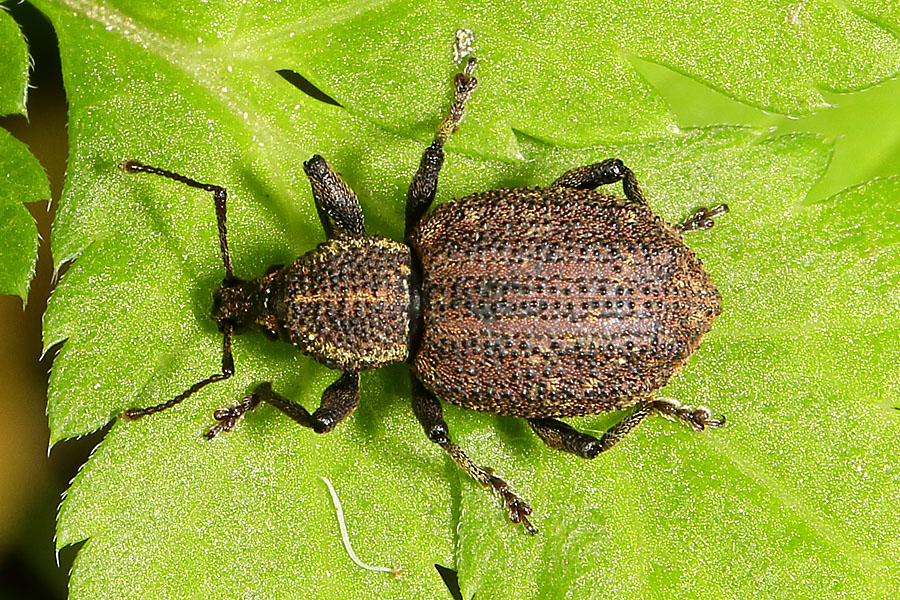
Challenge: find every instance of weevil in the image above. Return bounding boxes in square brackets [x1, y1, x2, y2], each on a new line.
[119, 53, 727, 534]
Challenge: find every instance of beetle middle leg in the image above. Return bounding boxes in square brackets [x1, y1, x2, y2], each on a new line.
[206, 371, 360, 439]
[410, 376, 537, 534]
[550, 158, 647, 206]
[529, 398, 724, 457]
[405, 57, 478, 238]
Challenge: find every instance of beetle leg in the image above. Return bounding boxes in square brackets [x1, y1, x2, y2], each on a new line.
[410, 375, 537, 534]
[651, 397, 726, 430]
[434, 56, 478, 147]
[530, 397, 723, 458]
[303, 155, 367, 239]
[405, 57, 478, 238]
[205, 372, 360, 439]
[529, 402, 656, 458]
[529, 417, 601, 457]
[676, 204, 729, 233]
[550, 158, 647, 206]
[405, 142, 445, 239]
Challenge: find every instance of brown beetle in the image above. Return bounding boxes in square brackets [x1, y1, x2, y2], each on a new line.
[119, 55, 726, 534]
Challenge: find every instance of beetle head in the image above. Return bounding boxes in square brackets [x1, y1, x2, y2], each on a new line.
[212, 278, 262, 334]
[212, 267, 282, 339]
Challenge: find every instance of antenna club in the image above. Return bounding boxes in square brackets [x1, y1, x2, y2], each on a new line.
[119, 159, 143, 172]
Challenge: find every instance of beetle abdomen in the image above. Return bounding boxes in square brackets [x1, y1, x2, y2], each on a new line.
[410, 187, 721, 418]
[277, 236, 412, 372]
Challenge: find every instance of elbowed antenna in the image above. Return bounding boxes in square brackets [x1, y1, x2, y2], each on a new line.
[117, 160, 238, 422]
[119, 323, 235, 421]
[119, 160, 234, 281]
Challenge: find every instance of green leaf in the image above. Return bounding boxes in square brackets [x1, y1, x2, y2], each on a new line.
[0, 7, 45, 301]
[0, 6, 29, 115]
[39, 0, 900, 599]
[289, 0, 900, 153]
[633, 57, 900, 202]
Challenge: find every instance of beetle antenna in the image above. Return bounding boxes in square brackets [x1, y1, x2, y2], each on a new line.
[119, 159, 238, 421]
[119, 160, 234, 281]
[119, 324, 235, 421]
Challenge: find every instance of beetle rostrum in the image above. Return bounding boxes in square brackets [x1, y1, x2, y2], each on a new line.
[119, 53, 727, 534]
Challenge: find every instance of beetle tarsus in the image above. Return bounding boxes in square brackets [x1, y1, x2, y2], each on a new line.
[489, 474, 537, 535]
[434, 56, 477, 146]
[651, 398, 726, 431]
[205, 393, 261, 439]
[677, 204, 729, 233]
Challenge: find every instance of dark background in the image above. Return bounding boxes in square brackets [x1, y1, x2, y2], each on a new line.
[0, 3, 97, 598]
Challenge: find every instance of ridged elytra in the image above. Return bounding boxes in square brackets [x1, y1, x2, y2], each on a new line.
[119, 52, 727, 535]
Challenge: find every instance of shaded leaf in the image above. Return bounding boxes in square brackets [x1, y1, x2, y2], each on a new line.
[0, 6, 29, 115]
[0, 7, 45, 300]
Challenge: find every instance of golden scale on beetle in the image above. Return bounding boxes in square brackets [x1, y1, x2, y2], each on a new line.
[119, 30, 728, 535]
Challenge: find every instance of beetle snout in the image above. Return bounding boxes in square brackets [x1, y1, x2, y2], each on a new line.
[211, 279, 257, 333]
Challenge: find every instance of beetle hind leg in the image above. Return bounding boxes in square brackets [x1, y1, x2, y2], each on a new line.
[550, 158, 647, 206]
[676, 204, 729, 233]
[529, 402, 656, 457]
[411, 376, 536, 534]
[650, 397, 725, 430]
[529, 398, 724, 458]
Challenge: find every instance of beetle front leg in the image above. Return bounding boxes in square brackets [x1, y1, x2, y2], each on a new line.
[303, 155, 367, 238]
[206, 372, 360, 438]
[410, 375, 536, 534]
